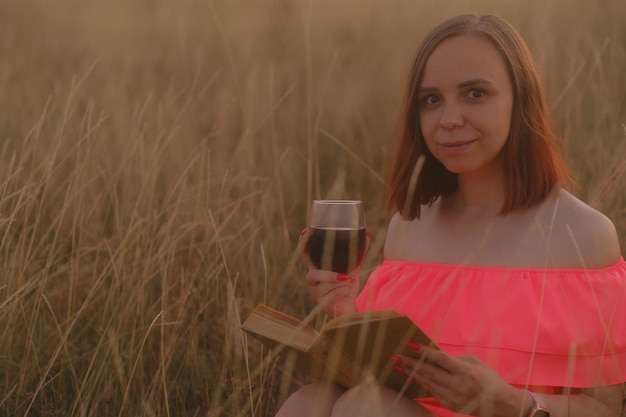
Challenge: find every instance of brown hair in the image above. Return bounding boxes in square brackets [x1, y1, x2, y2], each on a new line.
[387, 13, 572, 218]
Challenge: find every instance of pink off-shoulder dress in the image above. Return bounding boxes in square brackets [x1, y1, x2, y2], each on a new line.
[355, 258, 626, 416]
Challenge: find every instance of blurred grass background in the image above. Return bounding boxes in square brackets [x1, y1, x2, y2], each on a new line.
[0, 0, 624, 415]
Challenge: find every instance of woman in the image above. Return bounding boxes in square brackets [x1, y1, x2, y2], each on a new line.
[277, 13, 626, 417]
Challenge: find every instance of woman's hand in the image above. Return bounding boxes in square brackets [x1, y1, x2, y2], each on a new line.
[297, 228, 364, 317]
[396, 346, 525, 417]
[394, 346, 624, 417]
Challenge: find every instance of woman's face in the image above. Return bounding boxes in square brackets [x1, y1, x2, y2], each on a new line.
[418, 35, 514, 176]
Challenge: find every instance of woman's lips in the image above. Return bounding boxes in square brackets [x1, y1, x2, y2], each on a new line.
[438, 139, 477, 154]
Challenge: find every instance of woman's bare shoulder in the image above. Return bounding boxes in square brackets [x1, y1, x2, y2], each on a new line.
[552, 190, 622, 267]
[384, 211, 424, 260]
[384, 211, 408, 259]
[386, 211, 407, 236]
[384, 205, 438, 260]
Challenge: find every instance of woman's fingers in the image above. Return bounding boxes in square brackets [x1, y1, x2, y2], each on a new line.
[309, 281, 352, 298]
[298, 227, 363, 316]
[419, 348, 463, 379]
[393, 354, 469, 412]
[305, 269, 356, 286]
[399, 354, 452, 385]
[305, 269, 358, 306]
[297, 228, 313, 268]
[306, 270, 356, 296]
[395, 348, 509, 414]
[307, 272, 354, 297]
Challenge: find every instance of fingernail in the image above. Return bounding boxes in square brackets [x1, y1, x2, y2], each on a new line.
[366, 231, 371, 238]
[300, 228, 308, 236]
[389, 355, 403, 364]
[406, 341, 421, 352]
[393, 365, 405, 373]
[337, 273, 349, 282]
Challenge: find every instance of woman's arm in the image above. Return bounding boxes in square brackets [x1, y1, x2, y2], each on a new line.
[538, 385, 624, 417]
[398, 347, 624, 417]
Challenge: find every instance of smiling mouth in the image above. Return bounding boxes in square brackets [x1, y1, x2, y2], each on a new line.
[439, 139, 476, 148]
[437, 139, 477, 154]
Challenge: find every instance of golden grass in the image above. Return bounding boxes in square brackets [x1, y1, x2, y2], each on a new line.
[0, 0, 624, 415]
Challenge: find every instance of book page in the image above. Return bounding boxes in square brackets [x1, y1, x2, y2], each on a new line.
[321, 310, 402, 331]
[242, 305, 319, 351]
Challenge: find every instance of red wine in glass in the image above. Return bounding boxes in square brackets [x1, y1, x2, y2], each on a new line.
[308, 227, 366, 273]
[306, 200, 366, 274]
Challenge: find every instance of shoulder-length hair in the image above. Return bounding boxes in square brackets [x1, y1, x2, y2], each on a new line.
[387, 13, 572, 219]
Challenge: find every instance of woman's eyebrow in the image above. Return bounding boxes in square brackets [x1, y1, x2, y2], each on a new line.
[418, 78, 495, 93]
[417, 86, 438, 93]
[457, 78, 493, 88]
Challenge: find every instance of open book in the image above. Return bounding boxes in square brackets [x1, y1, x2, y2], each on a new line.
[241, 304, 438, 398]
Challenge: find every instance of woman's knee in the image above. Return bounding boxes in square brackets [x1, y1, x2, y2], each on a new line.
[275, 382, 345, 417]
[331, 382, 433, 417]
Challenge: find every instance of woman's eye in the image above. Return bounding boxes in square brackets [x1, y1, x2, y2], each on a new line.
[422, 95, 440, 105]
[467, 89, 485, 99]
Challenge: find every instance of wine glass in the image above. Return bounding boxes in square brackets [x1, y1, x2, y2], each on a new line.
[306, 200, 367, 274]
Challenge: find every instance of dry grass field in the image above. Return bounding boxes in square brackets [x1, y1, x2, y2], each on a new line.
[0, 0, 624, 415]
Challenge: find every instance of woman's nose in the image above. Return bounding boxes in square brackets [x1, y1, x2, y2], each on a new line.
[439, 102, 464, 129]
